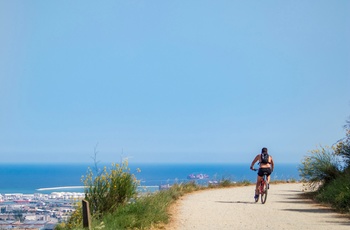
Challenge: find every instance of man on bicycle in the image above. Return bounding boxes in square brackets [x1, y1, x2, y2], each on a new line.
[250, 147, 274, 199]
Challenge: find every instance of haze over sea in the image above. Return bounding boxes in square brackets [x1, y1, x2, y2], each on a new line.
[0, 163, 299, 194]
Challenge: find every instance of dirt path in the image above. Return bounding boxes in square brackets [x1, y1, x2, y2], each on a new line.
[166, 183, 350, 230]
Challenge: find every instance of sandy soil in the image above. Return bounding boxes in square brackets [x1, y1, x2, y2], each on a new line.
[165, 183, 350, 230]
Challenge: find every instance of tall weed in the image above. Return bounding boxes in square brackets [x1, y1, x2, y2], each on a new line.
[82, 160, 139, 217]
[299, 117, 350, 214]
[299, 145, 342, 188]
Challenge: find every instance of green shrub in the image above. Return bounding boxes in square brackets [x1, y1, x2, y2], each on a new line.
[239, 180, 252, 186]
[107, 191, 171, 228]
[56, 161, 139, 230]
[316, 173, 350, 212]
[178, 181, 201, 193]
[219, 179, 233, 187]
[299, 145, 342, 188]
[298, 117, 350, 214]
[82, 160, 139, 217]
[97, 182, 200, 229]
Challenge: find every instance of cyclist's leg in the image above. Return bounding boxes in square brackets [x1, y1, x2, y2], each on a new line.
[255, 175, 262, 194]
[266, 175, 270, 189]
[266, 168, 272, 188]
[254, 175, 261, 200]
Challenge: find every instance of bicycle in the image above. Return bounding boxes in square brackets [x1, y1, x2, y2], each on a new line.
[251, 168, 268, 204]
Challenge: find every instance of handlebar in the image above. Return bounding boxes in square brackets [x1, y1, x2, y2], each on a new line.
[250, 168, 258, 171]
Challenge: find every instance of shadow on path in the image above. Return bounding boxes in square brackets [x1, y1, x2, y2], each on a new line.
[282, 208, 336, 214]
[276, 200, 314, 204]
[279, 186, 350, 226]
[323, 220, 350, 226]
[215, 201, 256, 205]
[282, 208, 350, 226]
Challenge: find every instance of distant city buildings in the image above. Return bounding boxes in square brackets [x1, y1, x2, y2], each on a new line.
[0, 192, 84, 230]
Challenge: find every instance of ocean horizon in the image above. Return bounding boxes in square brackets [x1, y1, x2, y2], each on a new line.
[0, 163, 300, 194]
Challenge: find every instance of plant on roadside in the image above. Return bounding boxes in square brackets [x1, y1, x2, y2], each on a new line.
[88, 182, 201, 230]
[56, 160, 139, 230]
[299, 115, 350, 213]
[238, 180, 252, 186]
[298, 145, 342, 188]
[82, 160, 139, 217]
[315, 173, 350, 213]
[103, 186, 182, 229]
[219, 178, 234, 187]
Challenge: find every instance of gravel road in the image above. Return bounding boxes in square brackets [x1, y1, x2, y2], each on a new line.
[166, 183, 350, 230]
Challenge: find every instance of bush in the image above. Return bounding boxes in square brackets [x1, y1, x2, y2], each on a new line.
[316, 172, 350, 212]
[82, 160, 139, 217]
[56, 160, 139, 230]
[299, 145, 342, 188]
[298, 117, 350, 214]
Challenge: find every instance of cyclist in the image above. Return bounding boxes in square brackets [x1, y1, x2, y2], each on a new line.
[250, 147, 274, 199]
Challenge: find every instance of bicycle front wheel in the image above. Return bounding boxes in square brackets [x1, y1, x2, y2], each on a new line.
[261, 182, 268, 204]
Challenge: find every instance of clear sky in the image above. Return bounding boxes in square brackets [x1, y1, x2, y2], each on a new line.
[1, 1, 349, 164]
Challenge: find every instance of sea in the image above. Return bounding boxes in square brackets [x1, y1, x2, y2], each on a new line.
[0, 163, 300, 194]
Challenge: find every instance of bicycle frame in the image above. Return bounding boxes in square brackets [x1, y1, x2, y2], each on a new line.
[259, 174, 268, 204]
[252, 168, 268, 204]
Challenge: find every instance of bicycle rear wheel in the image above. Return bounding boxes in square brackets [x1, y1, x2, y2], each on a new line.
[260, 181, 268, 204]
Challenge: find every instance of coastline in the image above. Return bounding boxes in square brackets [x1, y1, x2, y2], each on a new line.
[0, 162, 300, 194]
[36, 186, 85, 191]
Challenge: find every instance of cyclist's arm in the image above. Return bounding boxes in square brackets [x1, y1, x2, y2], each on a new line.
[250, 155, 259, 169]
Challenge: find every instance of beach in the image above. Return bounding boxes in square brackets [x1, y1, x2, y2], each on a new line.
[165, 183, 350, 230]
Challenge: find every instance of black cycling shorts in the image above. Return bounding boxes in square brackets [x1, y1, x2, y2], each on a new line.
[258, 168, 272, 177]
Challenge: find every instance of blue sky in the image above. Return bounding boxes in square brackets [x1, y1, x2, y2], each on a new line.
[1, 1, 349, 164]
